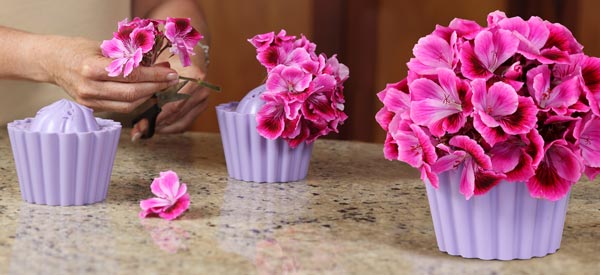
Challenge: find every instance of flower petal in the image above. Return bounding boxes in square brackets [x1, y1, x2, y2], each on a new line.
[473, 113, 509, 146]
[474, 170, 505, 196]
[383, 133, 399, 160]
[460, 41, 493, 80]
[410, 34, 454, 73]
[256, 96, 286, 140]
[460, 159, 476, 200]
[158, 194, 190, 221]
[498, 96, 538, 135]
[473, 29, 519, 73]
[409, 78, 445, 102]
[450, 135, 492, 169]
[140, 197, 171, 210]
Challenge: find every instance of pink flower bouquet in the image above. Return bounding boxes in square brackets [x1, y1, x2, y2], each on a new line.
[216, 30, 349, 182]
[377, 10, 596, 260]
[101, 17, 219, 89]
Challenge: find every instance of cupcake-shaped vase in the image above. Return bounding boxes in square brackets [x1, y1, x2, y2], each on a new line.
[217, 85, 313, 183]
[217, 30, 349, 183]
[7, 99, 121, 206]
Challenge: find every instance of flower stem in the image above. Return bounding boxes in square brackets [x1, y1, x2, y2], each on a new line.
[179, 76, 221, 92]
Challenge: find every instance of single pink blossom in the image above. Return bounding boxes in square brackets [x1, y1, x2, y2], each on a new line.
[294, 34, 317, 53]
[248, 31, 275, 51]
[526, 64, 581, 114]
[394, 123, 439, 187]
[375, 80, 410, 131]
[164, 17, 203, 66]
[407, 33, 457, 75]
[543, 21, 583, 54]
[273, 29, 296, 45]
[459, 29, 520, 80]
[323, 55, 349, 82]
[140, 171, 190, 220]
[489, 134, 542, 182]
[266, 65, 313, 94]
[471, 79, 537, 139]
[256, 93, 302, 140]
[527, 140, 582, 201]
[409, 68, 473, 137]
[499, 16, 571, 64]
[101, 24, 155, 77]
[436, 136, 506, 199]
[302, 75, 337, 121]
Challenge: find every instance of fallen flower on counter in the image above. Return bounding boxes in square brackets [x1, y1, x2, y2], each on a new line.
[139, 170, 190, 220]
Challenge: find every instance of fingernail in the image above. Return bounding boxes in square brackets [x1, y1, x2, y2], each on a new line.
[167, 73, 179, 81]
[131, 132, 142, 143]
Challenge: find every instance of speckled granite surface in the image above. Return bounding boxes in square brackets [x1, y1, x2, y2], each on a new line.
[0, 129, 598, 275]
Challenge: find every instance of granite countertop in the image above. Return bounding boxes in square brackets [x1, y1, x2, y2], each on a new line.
[0, 129, 598, 274]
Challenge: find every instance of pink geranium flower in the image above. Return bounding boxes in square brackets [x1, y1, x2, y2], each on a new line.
[140, 171, 190, 220]
[471, 79, 537, 144]
[248, 31, 275, 51]
[165, 17, 204, 66]
[460, 29, 520, 80]
[410, 68, 473, 137]
[393, 123, 439, 187]
[250, 30, 348, 147]
[101, 24, 155, 77]
[407, 33, 457, 75]
[489, 130, 544, 182]
[377, 11, 594, 201]
[266, 65, 312, 94]
[527, 140, 582, 201]
[375, 80, 410, 131]
[526, 64, 581, 114]
[434, 135, 505, 199]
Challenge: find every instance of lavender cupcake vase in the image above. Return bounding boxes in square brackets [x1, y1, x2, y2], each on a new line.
[7, 99, 121, 206]
[216, 85, 313, 183]
[425, 165, 570, 260]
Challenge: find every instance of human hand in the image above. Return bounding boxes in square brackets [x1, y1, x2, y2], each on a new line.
[131, 59, 210, 140]
[48, 36, 180, 113]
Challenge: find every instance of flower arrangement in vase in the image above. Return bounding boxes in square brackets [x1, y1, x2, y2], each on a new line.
[377, 10, 599, 260]
[216, 30, 349, 183]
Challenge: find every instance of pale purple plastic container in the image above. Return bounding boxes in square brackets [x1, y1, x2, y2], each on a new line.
[216, 85, 313, 183]
[7, 100, 121, 206]
[425, 165, 570, 260]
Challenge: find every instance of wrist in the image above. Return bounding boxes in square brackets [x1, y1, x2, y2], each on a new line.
[16, 33, 54, 83]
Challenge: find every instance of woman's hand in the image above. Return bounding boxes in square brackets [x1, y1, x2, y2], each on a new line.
[130, 56, 210, 141]
[48, 36, 180, 113]
[155, 63, 210, 134]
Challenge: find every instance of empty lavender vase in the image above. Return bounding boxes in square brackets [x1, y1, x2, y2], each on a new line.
[216, 85, 313, 183]
[7, 99, 121, 206]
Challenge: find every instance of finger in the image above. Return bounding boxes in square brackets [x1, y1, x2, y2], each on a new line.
[155, 99, 208, 134]
[78, 96, 151, 113]
[84, 58, 179, 82]
[154, 62, 171, 68]
[157, 87, 210, 126]
[84, 79, 179, 102]
[156, 89, 209, 127]
[131, 119, 149, 142]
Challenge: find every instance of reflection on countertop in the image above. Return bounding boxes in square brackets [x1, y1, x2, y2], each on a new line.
[0, 129, 599, 274]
